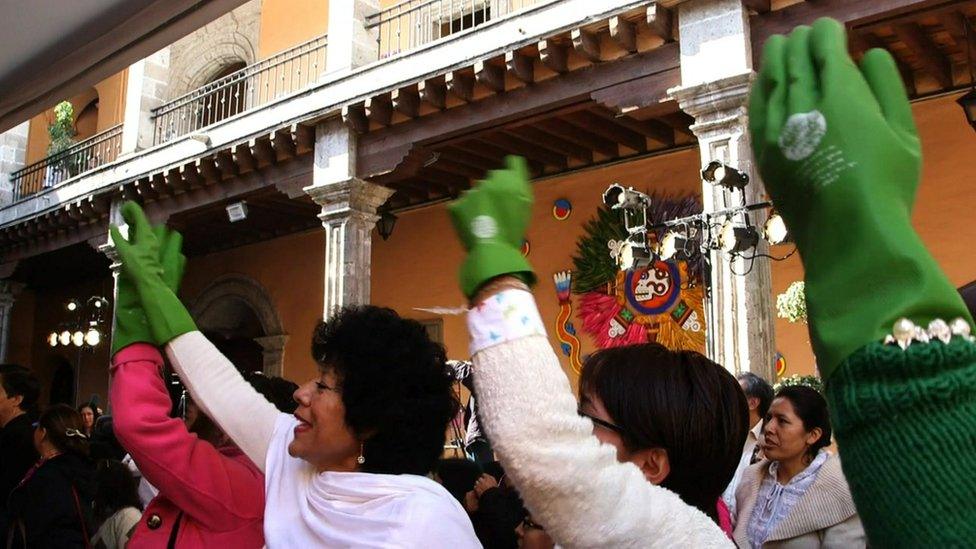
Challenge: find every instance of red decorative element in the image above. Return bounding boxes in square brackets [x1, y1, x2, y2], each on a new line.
[579, 292, 648, 348]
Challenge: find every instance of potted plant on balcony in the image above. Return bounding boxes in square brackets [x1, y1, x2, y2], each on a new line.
[45, 101, 78, 186]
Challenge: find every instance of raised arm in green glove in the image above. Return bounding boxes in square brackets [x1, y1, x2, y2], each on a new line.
[448, 155, 536, 299]
[110, 201, 197, 346]
[751, 17, 976, 545]
[111, 220, 186, 355]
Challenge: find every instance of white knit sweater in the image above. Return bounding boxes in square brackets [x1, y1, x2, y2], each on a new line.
[468, 289, 732, 548]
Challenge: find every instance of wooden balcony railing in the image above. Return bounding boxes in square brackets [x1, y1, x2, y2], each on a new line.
[151, 33, 328, 144]
[366, 0, 556, 59]
[10, 124, 123, 203]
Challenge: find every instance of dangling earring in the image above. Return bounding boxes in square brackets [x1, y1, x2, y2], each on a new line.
[357, 442, 366, 465]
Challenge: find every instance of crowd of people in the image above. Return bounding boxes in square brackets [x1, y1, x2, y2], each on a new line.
[1, 17, 974, 548]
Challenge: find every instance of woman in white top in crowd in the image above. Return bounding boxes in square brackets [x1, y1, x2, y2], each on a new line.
[108, 204, 480, 548]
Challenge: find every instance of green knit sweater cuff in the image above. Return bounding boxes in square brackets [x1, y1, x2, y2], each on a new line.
[825, 338, 976, 546]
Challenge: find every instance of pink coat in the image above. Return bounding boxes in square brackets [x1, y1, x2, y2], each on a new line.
[111, 344, 266, 548]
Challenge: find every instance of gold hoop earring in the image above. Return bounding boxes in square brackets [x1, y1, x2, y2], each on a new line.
[357, 442, 365, 465]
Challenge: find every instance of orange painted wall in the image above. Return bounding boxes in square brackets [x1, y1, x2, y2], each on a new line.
[771, 93, 976, 378]
[25, 70, 128, 164]
[258, 0, 329, 59]
[372, 149, 704, 388]
[180, 229, 326, 384]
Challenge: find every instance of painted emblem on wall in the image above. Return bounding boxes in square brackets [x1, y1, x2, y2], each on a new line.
[553, 271, 583, 373]
[521, 239, 531, 257]
[571, 194, 706, 352]
[552, 198, 573, 221]
[775, 352, 787, 377]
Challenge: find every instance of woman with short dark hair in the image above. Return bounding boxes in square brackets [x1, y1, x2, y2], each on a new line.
[733, 386, 865, 548]
[7, 404, 95, 548]
[579, 344, 748, 524]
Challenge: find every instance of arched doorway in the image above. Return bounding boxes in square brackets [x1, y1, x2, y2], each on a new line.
[189, 275, 287, 376]
[199, 61, 248, 128]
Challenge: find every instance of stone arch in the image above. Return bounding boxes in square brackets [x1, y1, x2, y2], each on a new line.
[188, 274, 287, 376]
[166, 0, 261, 100]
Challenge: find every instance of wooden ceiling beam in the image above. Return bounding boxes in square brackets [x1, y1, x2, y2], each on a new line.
[249, 138, 277, 167]
[178, 163, 201, 191]
[939, 12, 976, 71]
[365, 95, 393, 126]
[590, 105, 673, 147]
[474, 60, 506, 93]
[851, 31, 917, 96]
[439, 146, 501, 173]
[516, 125, 593, 163]
[894, 22, 952, 89]
[743, 0, 771, 14]
[419, 168, 466, 194]
[451, 140, 545, 175]
[572, 29, 602, 63]
[392, 88, 420, 118]
[293, 124, 314, 154]
[645, 4, 673, 41]
[233, 142, 257, 172]
[505, 51, 535, 84]
[484, 132, 568, 169]
[565, 111, 647, 153]
[341, 103, 368, 134]
[272, 129, 296, 161]
[166, 167, 188, 193]
[446, 71, 474, 102]
[214, 150, 238, 178]
[537, 118, 618, 157]
[428, 156, 485, 179]
[610, 16, 638, 53]
[418, 78, 446, 110]
[539, 39, 569, 74]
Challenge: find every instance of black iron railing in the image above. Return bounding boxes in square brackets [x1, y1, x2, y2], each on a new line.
[10, 124, 123, 202]
[366, 0, 553, 59]
[151, 33, 328, 144]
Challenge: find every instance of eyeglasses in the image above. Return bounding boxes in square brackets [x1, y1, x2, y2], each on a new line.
[577, 407, 627, 436]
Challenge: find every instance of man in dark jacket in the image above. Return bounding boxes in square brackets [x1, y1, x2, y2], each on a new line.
[0, 364, 40, 541]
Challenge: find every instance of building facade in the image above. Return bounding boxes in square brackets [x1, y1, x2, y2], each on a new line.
[1, 0, 973, 407]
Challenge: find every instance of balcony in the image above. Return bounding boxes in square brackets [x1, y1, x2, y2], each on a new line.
[10, 124, 123, 203]
[367, 0, 556, 59]
[151, 33, 328, 145]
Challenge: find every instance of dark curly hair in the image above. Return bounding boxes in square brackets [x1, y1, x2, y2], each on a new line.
[579, 343, 748, 524]
[37, 404, 90, 457]
[311, 306, 458, 476]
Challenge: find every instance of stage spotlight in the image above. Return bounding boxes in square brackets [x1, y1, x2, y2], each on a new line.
[84, 328, 101, 347]
[763, 212, 791, 245]
[48, 332, 59, 347]
[719, 220, 760, 254]
[72, 331, 85, 347]
[618, 239, 654, 271]
[701, 161, 749, 191]
[59, 330, 72, 346]
[659, 229, 698, 261]
[66, 299, 80, 312]
[602, 184, 651, 209]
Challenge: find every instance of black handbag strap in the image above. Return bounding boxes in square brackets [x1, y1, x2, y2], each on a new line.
[166, 512, 184, 549]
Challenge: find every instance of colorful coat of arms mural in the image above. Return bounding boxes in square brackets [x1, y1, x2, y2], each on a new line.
[570, 194, 707, 353]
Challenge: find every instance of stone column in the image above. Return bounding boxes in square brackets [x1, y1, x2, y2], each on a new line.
[305, 119, 393, 320]
[120, 50, 171, 154]
[0, 122, 29, 206]
[669, 0, 775, 380]
[0, 280, 23, 363]
[325, 0, 380, 75]
[254, 334, 288, 377]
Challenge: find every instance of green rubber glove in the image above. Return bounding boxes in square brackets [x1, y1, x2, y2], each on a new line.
[448, 155, 536, 298]
[111, 223, 186, 355]
[749, 18, 972, 378]
[110, 202, 197, 346]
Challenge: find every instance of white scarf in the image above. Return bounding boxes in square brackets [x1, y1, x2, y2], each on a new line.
[264, 415, 481, 548]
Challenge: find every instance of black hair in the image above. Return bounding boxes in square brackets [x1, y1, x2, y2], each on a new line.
[189, 372, 300, 445]
[245, 372, 299, 414]
[0, 364, 40, 417]
[93, 459, 143, 522]
[579, 343, 748, 524]
[311, 305, 458, 476]
[737, 372, 774, 419]
[773, 385, 831, 460]
[436, 458, 483, 503]
[37, 404, 90, 456]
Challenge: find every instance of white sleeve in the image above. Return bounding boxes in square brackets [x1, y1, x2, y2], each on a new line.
[469, 290, 732, 548]
[166, 331, 281, 471]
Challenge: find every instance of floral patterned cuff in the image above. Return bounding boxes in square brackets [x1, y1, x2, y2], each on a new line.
[468, 289, 547, 355]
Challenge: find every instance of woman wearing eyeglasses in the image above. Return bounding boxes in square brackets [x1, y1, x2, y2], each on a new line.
[447, 156, 744, 547]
